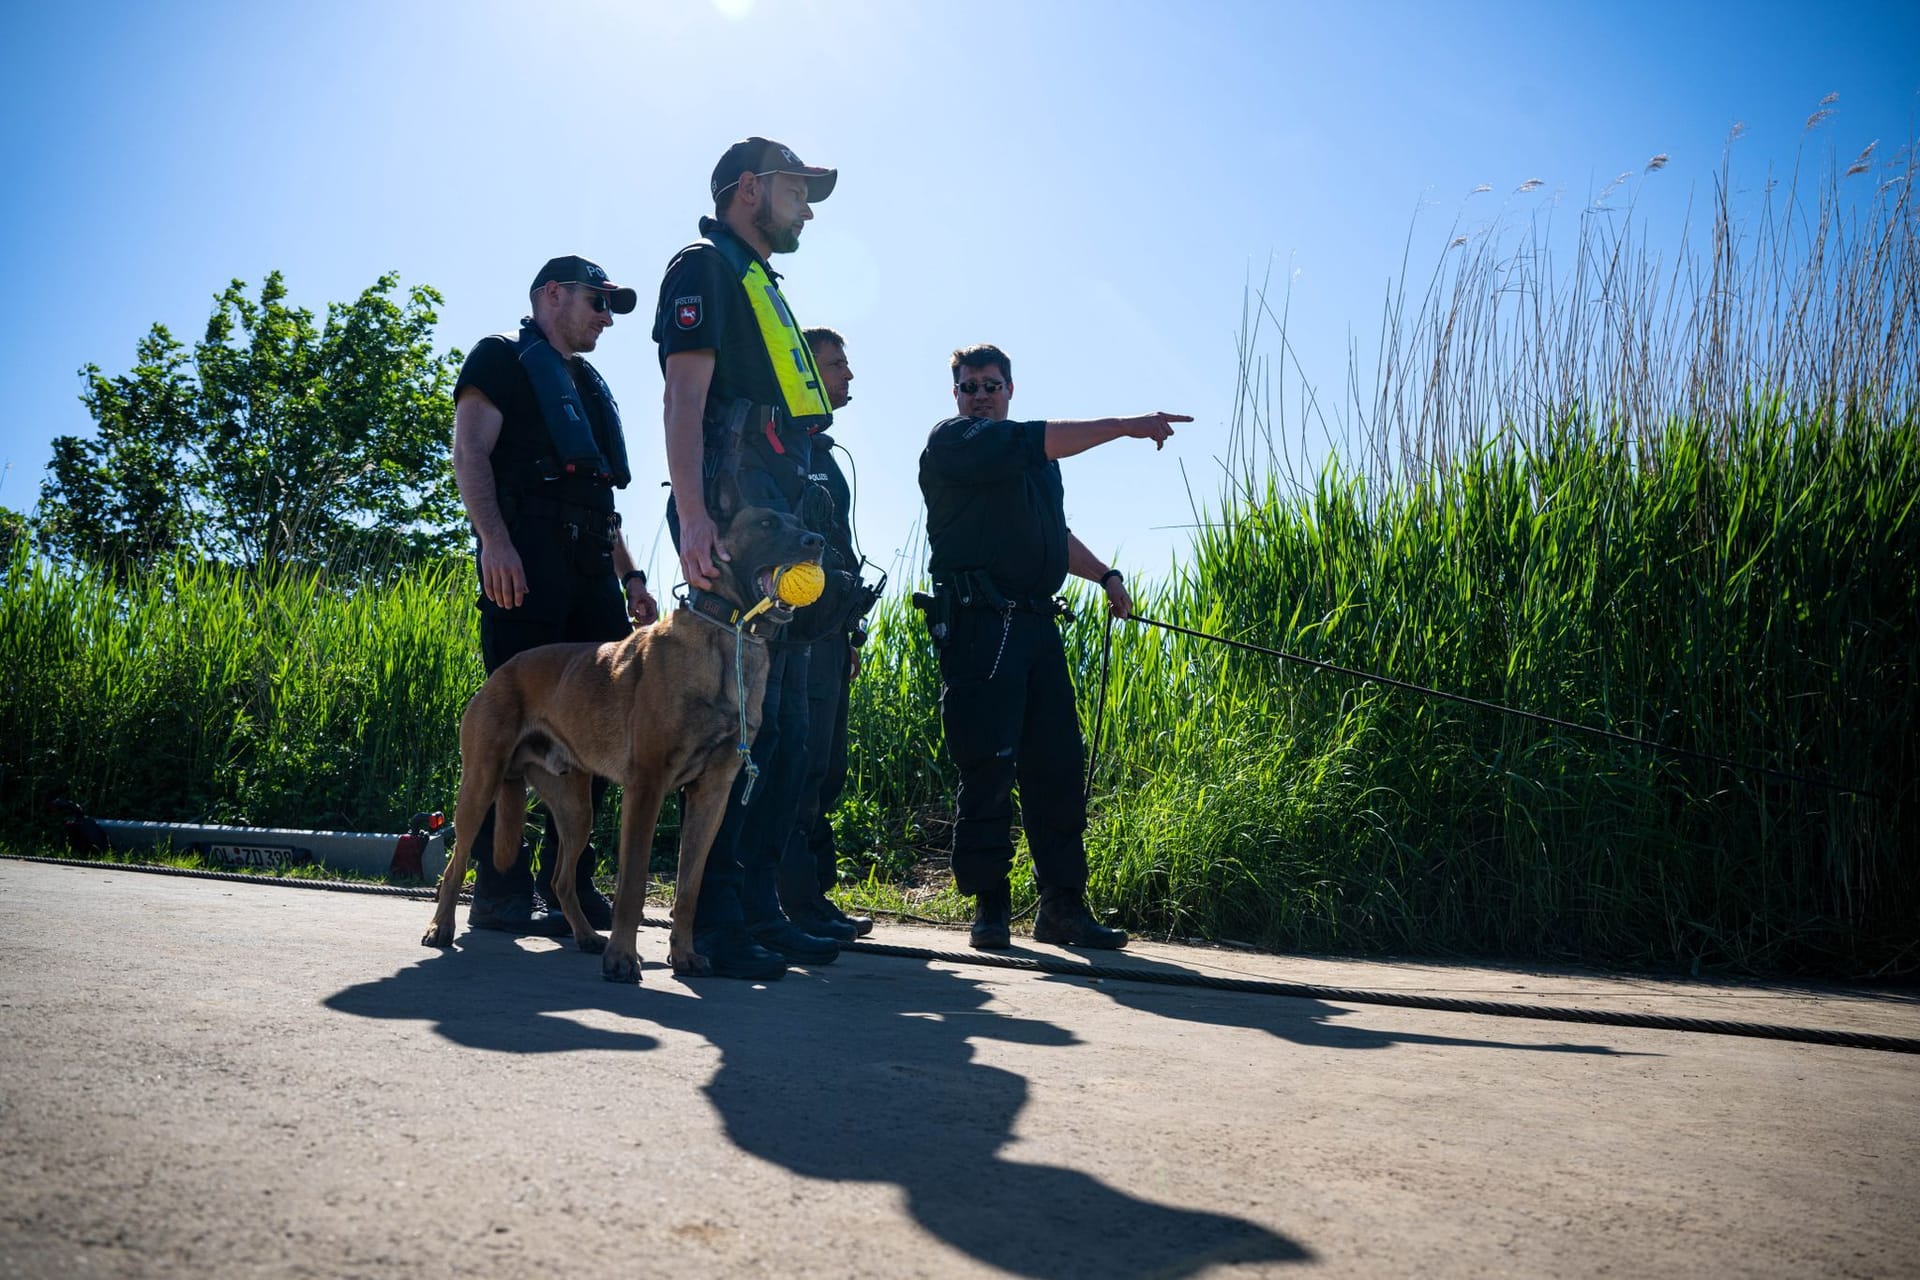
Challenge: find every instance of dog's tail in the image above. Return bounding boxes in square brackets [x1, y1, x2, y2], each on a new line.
[491, 775, 527, 873]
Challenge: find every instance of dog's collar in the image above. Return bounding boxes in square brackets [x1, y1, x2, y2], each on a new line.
[683, 587, 785, 641]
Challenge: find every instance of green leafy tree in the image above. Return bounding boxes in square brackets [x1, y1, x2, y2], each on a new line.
[35, 328, 201, 568]
[0, 505, 28, 561]
[35, 272, 466, 572]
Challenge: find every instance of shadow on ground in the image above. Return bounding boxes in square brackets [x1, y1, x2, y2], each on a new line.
[1020, 949, 1643, 1056]
[325, 933, 1620, 1275]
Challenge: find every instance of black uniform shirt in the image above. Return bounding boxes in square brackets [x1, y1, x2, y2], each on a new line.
[919, 416, 1069, 599]
[796, 428, 861, 635]
[806, 430, 855, 573]
[652, 217, 792, 409]
[455, 331, 618, 516]
[653, 217, 816, 524]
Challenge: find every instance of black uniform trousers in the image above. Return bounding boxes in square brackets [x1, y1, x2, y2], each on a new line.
[937, 606, 1090, 897]
[469, 521, 629, 898]
[779, 630, 852, 909]
[691, 640, 813, 934]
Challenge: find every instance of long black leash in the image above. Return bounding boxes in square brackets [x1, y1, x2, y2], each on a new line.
[1084, 609, 1879, 801]
[1083, 611, 1120, 801]
[7, 854, 1916, 1055]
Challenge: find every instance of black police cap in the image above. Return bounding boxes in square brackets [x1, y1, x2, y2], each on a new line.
[529, 255, 638, 315]
[710, 138, 837, 203]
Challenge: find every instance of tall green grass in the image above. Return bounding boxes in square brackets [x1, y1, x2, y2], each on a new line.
[1078, 414, 1916, 973]
[0, 548, 669, 864]
[0, 551, 480, 830]
[1073, 137, 1919, 974]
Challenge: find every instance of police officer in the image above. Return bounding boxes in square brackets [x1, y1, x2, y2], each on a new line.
[653, 137, 844, 980]
[918, 343, 1189, 950]
[776, 326, 878, 941]
[451, 255, 659, 934]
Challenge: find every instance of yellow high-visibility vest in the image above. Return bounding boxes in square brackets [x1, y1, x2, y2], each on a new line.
[738, 258, 832, 423]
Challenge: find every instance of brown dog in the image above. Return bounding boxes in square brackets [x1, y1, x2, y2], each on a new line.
[420, 503, 824, 982]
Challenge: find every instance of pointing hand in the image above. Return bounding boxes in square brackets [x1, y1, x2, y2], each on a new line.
[1130, 412, 1191, 449]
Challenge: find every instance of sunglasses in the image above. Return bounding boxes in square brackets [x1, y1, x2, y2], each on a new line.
[955, 379, 1005, 395]
[564, 284, 614, 313]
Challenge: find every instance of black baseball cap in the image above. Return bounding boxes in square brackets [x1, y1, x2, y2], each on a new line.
[529, 255, 638, 314]
[710, 137, 837, 203]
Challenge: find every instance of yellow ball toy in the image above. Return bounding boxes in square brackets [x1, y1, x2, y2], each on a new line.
[774, 561, 825, 607]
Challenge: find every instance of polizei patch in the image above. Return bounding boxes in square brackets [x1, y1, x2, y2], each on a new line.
[674, 296, 702, 329]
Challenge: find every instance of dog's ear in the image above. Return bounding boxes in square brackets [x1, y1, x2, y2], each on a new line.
[710, 448, 744, 526]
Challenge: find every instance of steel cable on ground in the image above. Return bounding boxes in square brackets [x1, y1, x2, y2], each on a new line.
[7, 854, 1915, 1056]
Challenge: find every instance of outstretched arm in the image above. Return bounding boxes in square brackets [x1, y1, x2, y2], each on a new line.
[1044, 411, 1190, 460]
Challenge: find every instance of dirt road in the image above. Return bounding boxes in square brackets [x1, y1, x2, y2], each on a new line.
[1, 859, 1915, 1278]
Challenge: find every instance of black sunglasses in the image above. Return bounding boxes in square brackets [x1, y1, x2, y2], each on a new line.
[956, 378, 1005, 395]
[564, 284, 614, 313]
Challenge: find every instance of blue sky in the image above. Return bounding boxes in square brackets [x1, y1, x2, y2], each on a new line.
[2, 0, 1915, 588]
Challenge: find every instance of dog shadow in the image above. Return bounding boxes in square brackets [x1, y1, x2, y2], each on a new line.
[325, 929, 664, 1054]
[327, 936, 1311, 1276]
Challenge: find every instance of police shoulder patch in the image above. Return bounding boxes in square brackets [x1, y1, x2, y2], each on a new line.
[674, 296, 702, 330]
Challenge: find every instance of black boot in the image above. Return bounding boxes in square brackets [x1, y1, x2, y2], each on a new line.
[689, 925, 788, 981]
[538, 845, 614, 931]
[818, 894, 874, 938]
[783, 903, 858, 943]
[970, 884, 1012, 950]
[784, 891, 869, 942]
[469, 836, 570, 937]
[1033, 887, 1127, 950]
[750, 919, 841, 964]
[779, 876, 855, 942]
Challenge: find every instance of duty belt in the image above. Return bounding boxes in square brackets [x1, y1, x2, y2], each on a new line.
[515, 495, 621, 546]
[935, 573, 1071, 618]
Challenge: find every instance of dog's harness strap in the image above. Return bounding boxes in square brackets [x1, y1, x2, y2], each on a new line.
[685, 588, 780, 640]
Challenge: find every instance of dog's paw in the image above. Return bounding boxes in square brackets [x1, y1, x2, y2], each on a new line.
[421, 923, 453, 948]
[576, 931, 608, 955]
[670, 949, 713, 976]
[601, 949, 644, 984]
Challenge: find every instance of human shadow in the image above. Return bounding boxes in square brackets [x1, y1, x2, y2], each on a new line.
[1007, 946, 1640, 1056]
[326, 934, 1311, 1277]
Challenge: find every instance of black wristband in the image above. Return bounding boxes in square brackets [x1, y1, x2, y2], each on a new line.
[621, 569, 648, 590]
[1099, 568, 1124, 589]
